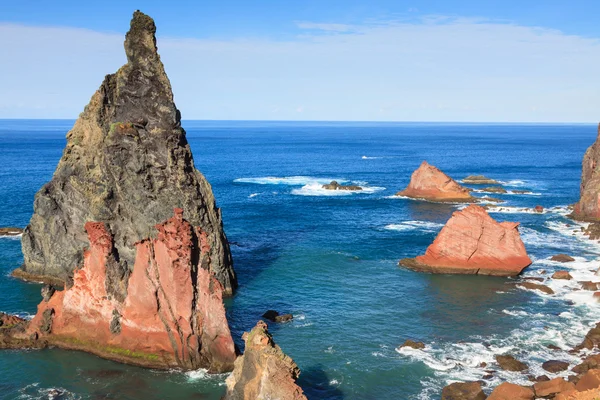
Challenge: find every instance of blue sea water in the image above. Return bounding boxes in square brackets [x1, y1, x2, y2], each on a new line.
[0, 119, 599, 399]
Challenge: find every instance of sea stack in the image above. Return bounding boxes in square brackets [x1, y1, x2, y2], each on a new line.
[25, 209, 237, 371]
[224, 321, 307, 400]
[572, 123, 600, 221]
[400, 204, 531, 276]
[17, 11, 236, 295]
[396, 161, 475, 203]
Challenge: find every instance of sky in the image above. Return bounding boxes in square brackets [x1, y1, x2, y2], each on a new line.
[1, 0, 600, 122]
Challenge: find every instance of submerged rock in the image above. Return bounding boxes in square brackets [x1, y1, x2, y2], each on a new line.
[572, 124, 600, 221]
[18, 11, 236, 295]
[321, 181, 362, 191]
[441, 381, 486, 400]
[463, 175, 500, 185]
[399, 205, 531, 276]
[396, 161, 475, 203]
[224, 321, 306, 400]
[25, 209, 236, 372]
[0, 227, 23, 236]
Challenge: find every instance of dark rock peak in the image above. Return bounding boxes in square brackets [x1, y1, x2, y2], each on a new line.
[125, 11, 158, 65]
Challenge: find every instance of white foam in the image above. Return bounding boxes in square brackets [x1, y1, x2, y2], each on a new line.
[234, 176, 340, 186]
[362, 155, 381, 159]
[0, 234, 22, 240]
[384, 221, 444, 232]
[291, 182, 385, 197]
[499, 180, 527, 187]
[185, 368, 229, 383]
[248, 193, 260, 198]
[487, 206, 547, 214]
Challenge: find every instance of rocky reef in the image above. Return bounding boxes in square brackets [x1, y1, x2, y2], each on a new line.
[17, 10, 236, 295]
[13, 209, 237, 371]
[400, 204, 531, 276]
[224, 321, 307, 400]
[396, 161, 475, 203]
[463, 175, 500, 185]
[322, 181, 362, 191]
[572, 123, 600, 221]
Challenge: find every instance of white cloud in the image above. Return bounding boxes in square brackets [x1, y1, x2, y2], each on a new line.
[1, 17, 600, 121]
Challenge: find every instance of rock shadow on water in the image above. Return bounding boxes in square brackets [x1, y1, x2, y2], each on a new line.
[298, 364, 345, 400]
[405, 200, 458, 224]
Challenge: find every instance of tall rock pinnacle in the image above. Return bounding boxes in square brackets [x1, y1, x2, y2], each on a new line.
[18, 11, 237, 295]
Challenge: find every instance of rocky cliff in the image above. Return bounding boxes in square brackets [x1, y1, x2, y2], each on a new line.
[572, 123, 600, 221]
[396, 161, 475, 203]
[224, 321, 307, 400]
[25, 209, 236, 371]
[18, 11, 236, 295]
[400, 204, 531, 276]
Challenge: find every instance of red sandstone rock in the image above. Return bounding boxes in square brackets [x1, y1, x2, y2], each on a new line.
[534, 378, 576, 398]
[399, 205, 532, 276]
[553, 271, 574, 280]
[396, 161, 475, 203]
[488, 382, 534, 400]
[573, 124, 600, 221]
[576, 369, 600, 391]
[556, 389, 600, 400]
[27, 209, 236, 372]
[534, 205, 544, 213]
[224, 321, 307, 400]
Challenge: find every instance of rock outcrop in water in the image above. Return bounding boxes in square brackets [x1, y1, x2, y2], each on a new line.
[572, 123, 600, 221]
[399, 205, 531, 276]
[17, 10, 236, 295]
[24, 209, 236, 371]
[224, 321, 307, 400]
[396, 161, 475, 203]
[322, 181, 362, 191]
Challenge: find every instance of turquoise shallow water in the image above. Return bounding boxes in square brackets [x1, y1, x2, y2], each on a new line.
[0, 120, 599, 399]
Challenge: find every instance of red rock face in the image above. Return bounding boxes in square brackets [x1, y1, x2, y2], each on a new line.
[27, 209, 236, 372]
[396, 161, 474, 202]
[400, 205, 531, 276]
[573, 124, 600, 221]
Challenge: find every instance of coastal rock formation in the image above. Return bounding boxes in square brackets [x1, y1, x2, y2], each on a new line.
[26, 209, 236, 371]
[399, 205, 532, 276]
[262, 310, 294, 323]
[463, 175, 500, 184]
[487, 382, 534, 400]
[552, 254, 576, 263]
[224, 320, 307, 400]
[552, 271, 573, 280]
[18, 11, 236, 295]
[396, 161, 475, 203]
[322, 181, 362, 191]
[496, 354, 528, 372]
[0, 227, 23, 236]
[572, 124, 600, 221]
[483, 187, 507, 194]
[441, 382, 486, 400]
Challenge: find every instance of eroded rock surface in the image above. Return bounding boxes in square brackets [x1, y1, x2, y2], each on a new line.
[399, 205, 531, 276]
[25, 209, 236, 372]
[572, 124, 600, 221]
[224, 320, 306, 400]
[18, 11, 236, 295]
[396, 161, 475, 203]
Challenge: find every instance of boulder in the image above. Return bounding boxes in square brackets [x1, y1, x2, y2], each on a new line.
[516, 282, 555, 295]
[262, 310, 294, 323]
[399, 339, 425, 350]
[584, 222, 600, 240]
[322, 181, 362, 191]
[533, 378, 576, 398]
[556, 389, 600, 400]
[542, 360, 570, 373]
[463, 175, 500, 185]
[581, 282, 599, 291]
[576, 369, 600, 391]
[495, 354, 528, 372]
[224, 321, 307, 400]
[396, 161, 475, 203]
[26, 209, 237, 372]
[17, 11, 236, 295]
[534, 205, 544, 213]
[573, 354, 600, 374]
[552, 254, 576, 263]
[577, 323, 600, 351]
[552, 271, 574, 280]
[572, 124, 600, 221]
[487, 382, 534, 400]
[0, 227, 23, 236]
[441, 381, 487, 400]
[399, 205, 532, 276]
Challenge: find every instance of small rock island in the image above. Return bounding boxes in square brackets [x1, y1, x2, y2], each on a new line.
[322, 181, 363, 191]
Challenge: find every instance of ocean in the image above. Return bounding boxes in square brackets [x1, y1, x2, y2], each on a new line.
[0, 120, 598, 399]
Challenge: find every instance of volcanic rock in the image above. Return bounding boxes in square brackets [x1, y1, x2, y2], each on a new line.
[322, 181, 362, 191]
[26, 209, 237, 371]
[496, 354, 528, 372]
[0, 227, 23, 236]
[262, 310, 294, 323]
[572, 124, 600, 221]
[399, 205, 531, 276]
[441, 381, 486, 400]
[224, 320, 307, 400]
[488, 382, 534, 400]
[553, 271, 574, 280]
[463, 175, 500, 185]
[552, 254, 576, 263]
[543, 360, 570, 373]
[17, 11, 236, 295]
[396, 161, 475, 203]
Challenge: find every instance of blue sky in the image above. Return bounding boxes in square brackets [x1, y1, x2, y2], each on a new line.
[2, 1, 600, 121]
